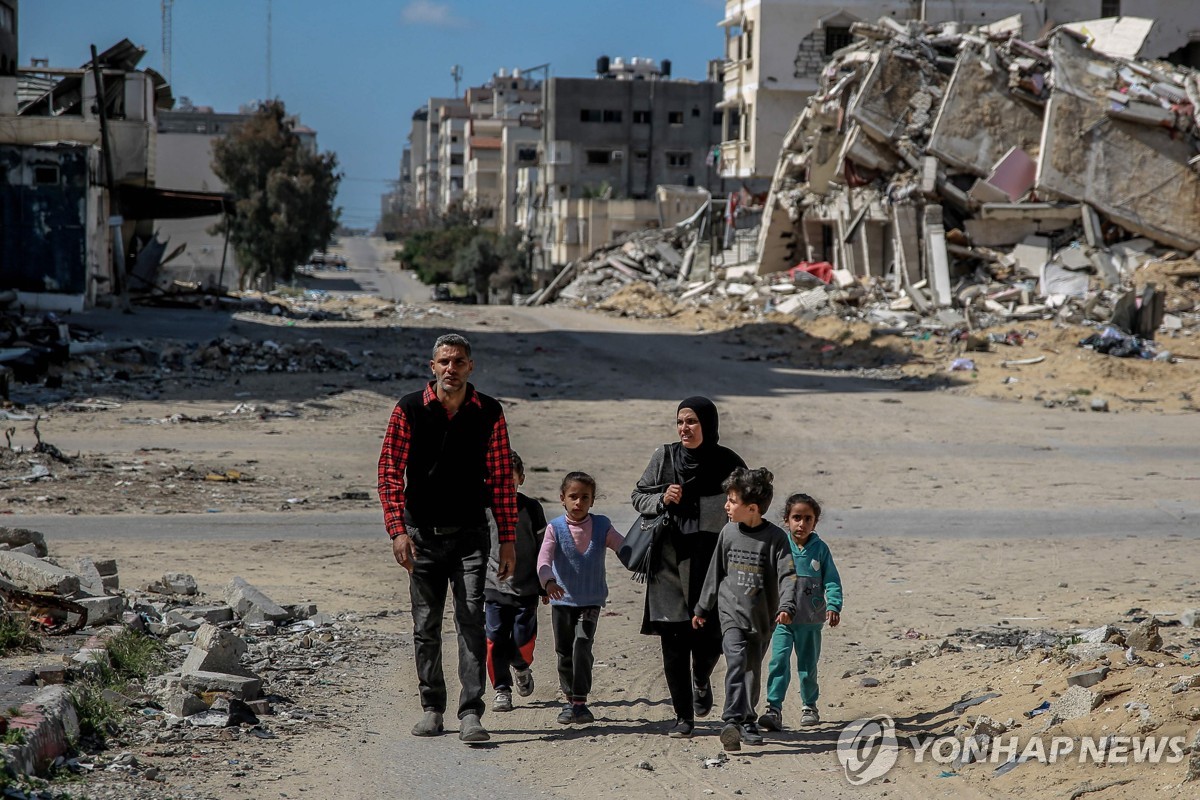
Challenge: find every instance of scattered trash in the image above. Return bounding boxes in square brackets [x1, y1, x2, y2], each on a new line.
[1024, 701, 1051, 719]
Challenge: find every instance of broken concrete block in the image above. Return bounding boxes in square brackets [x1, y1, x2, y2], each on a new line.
[165, 691, 209, 718]
[1181, 609, 1200, 628]
[224, 577, 289, 623]
[0, 528, 48, 558]
[183, 605, 235, 624]
[181, 624, 248, 676]
[5, 543, 41, 557]
[72, 558, 108, 596]
[36, 666, 66, 685]
[1126, 620, 1163, 652]
[164, 610, 202, 631]
[161, 572, 198, 596]
[1066, 642, 1122, 661]
[285, 603, 319, 620]
[1066, 667, 1110, 689]
[74, 595, 124, 627]
[179, 670, 261, 700]
[1052, 685, 1101, 720]
[0, 552, 80, 595]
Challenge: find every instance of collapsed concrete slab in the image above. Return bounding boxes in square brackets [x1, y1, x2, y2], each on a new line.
[181, 623, 250, 676]
[225, 577, 290, 623]
[0, 551, 80, 595]
[1036, 33, 1200, 251]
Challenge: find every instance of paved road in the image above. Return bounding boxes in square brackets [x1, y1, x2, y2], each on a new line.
[334, 235, 428, 304]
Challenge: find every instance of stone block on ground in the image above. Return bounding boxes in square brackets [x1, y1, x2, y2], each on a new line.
[0, 527, 48, 558]
[1126, 620, 1163, 652]
[1181, 609, 1200, 628]
[1066, 667, 1110, 689]
[164, 609, 202, 631]
[161, 572, 198, 596]
[183, 605, 234, 624]
[181, 623, 249, 676]
[224, 577, 289, 623]
[3, 685, 79, 777]
[0, 551, 79, 595]
[165, 691, 209, 718]
[1052, 685, 1101, 720]
[1066, 642, 1122, 661]
[179, 670, 261, 700]
[71, 558, 108, 596]
[73, 595, 124, 627]
[6, 543, 41, 557]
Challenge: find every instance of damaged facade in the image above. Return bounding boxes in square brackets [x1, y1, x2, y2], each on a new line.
[751, 15, 1200, 334]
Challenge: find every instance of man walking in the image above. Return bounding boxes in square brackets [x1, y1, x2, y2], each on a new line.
[379, 333, 517, 743]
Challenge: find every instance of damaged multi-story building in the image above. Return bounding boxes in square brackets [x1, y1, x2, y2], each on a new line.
[716, 0, 1200, 190]
[750, 11, 1200, 329]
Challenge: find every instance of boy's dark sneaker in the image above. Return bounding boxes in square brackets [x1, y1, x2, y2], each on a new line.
[514, 667, 535, 697]
[668, 719, 694, 739]
[800, 705, 821, 726]
[757, 707, 783, 732]
[573, 703, 595, 724]
[720, 722, 742, 751]
[693, 680, 714, 719]
[556, 704, 576, 725]
[741, 722, 764, 745]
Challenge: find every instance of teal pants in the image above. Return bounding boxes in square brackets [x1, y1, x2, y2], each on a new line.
[765, 622, 822, 710]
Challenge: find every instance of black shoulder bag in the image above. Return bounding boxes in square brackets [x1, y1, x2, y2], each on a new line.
[619, 446, 678, 582]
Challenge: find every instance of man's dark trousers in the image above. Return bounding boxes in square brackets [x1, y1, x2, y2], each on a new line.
[409, 526, 489, 719]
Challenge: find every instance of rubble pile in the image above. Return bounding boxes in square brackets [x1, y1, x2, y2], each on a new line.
[162, 336, 360, 375]
[755, 16, 1200, 343]
[0, 527, 396, 798]
[533, 16, 1200, 382]
[528, 226, 699, 308]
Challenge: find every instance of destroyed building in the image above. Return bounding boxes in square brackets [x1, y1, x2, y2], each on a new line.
[749, 15, 1200, 329]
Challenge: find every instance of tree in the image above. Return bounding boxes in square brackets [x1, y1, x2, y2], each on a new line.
[212, 100, 341, 289]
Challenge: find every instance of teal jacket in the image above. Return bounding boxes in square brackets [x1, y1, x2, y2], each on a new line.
[788, 532, 842, 622]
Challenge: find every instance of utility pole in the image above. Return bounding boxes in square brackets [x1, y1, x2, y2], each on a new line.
[161, 0, 174, 85]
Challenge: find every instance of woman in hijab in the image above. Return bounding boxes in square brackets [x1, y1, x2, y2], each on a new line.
[631, 396, 746, 738]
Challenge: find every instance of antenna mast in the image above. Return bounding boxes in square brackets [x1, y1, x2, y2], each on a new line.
[266, 0, 273, 98]
[451, 64, 463, 96]
[161, 0, 174, 84]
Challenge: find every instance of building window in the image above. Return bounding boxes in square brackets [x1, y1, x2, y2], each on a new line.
[633, 150, 649, 161]
[825, 26, 854, 55]
[603, 109, 623, 123]
[668, 111, 684, 125]
[580, 109, 603, 123]
[449, 153, 464, 165]
[0, 5, 12, 33]
[34, 166, 60, 185]
[712, 111, 723, 126]
[633, 110, 651, 124]
[1101, 0, 1120, 15]
[692, 107, 701, 118]
[667, 152, 691, 168]
[586, 150, 612, 165]
[517, 147, 537, 163]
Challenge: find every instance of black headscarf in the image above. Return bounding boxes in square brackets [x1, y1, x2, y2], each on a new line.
[674, 397, 744, 521]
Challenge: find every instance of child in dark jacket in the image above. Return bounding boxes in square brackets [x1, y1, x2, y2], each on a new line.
[537, 471, 624, 726]
[692, 467, 797, 752]
[485, 450, 548, 712]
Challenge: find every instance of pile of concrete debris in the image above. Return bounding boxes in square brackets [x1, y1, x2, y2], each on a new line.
[0, 525, 384, 794]
[531, 17, 1200, 356]
[752, 16, 1200, 340]
[527, 226, 702, 308]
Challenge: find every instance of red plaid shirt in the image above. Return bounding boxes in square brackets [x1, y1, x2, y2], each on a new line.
[378, 382, 516, 543]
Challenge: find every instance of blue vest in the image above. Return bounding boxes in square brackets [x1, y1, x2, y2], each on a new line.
[549, 514, 611, 608]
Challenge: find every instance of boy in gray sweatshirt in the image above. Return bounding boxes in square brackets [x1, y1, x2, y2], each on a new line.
[692, 467, 797, 751]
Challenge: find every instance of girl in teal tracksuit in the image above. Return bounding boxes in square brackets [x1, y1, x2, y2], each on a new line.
[758, 493, 843, 731]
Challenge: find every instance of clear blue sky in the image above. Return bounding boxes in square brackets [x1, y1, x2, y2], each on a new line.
[20, 0, 727, 229]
